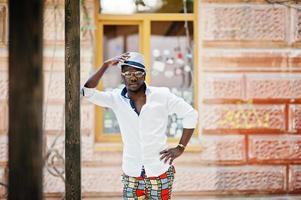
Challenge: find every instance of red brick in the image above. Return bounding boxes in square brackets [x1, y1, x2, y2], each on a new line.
[202, 73, 244, 99]
[202, 50, 289, 69]
[173, 165, 286, 193]
[289, 54, 301, 68]
[249, 135, 301, 161]
[292, 9, 301, 43]
[201, 5, 287, 42]
[202, 104, 285, 131]
[246, 74, 301, 99]
[199, 135, 246, 162]
[289, 165, 301, 192]
[289, 105, 301, 132]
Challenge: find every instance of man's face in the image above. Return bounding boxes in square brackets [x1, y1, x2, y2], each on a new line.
[121, 65, 146, 92]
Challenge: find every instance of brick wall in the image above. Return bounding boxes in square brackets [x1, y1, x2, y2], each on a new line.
[196, 0, 301, 196]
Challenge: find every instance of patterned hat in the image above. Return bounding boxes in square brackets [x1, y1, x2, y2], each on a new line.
[118, 52, 146, 72]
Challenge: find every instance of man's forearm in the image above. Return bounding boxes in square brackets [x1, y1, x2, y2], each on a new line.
[178, 128, 194, 148]
[84, 53, 130, 88]
[84, 64, 109, 88]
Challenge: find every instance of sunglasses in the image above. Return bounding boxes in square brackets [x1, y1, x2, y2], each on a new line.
[121, 71, 145, 78]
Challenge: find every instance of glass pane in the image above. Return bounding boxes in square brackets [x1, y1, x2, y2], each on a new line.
[150, 21, 194, 138]
[102, 25, 139, 134]
[100, 0, 193, 14]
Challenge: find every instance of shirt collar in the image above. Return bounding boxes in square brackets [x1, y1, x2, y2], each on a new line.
[121, 82, 150, 99]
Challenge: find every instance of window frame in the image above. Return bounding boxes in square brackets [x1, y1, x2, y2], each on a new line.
[94, 0, 199, 144]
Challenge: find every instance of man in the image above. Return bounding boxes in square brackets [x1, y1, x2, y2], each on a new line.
[82, 52, 198, 200]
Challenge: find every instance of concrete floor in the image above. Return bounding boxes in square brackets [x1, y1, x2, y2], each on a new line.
[81, 195, 301, 200]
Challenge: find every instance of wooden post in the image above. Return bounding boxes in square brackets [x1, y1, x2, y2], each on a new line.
[8, 0, 44, 199]
[65, 0, 81, 199]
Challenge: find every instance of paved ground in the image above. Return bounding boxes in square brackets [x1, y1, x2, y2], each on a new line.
[45, 193, 301, 200]
[81, 195, 301, 200]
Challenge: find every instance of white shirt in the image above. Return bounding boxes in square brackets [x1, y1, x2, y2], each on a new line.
[82, 85, 198, 177]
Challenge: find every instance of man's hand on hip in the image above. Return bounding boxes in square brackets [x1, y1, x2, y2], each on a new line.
[159, 146, 184, 165]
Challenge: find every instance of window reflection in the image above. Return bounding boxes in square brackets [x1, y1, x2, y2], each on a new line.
[101, 22, 195, 138]
[102, 25, 139, 134]
[151, 21, 194, 138]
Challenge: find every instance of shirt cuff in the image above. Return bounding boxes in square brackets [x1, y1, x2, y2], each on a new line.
[81, 87, 95, 98]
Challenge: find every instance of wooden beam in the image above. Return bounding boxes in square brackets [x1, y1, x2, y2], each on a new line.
[8, 0, 44, 199]
[65, 0, 81, 199]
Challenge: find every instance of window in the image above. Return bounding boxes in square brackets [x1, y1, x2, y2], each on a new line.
[95, 0, 198, 143]
[100, 0, 193, 14]
[150, 21, 194, 138]
[102, 24, 139, 135]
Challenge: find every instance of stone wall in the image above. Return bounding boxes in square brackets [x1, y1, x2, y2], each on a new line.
[197, 0, 301, 197]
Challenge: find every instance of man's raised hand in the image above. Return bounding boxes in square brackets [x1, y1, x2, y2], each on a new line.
[103, 52, 130, 68]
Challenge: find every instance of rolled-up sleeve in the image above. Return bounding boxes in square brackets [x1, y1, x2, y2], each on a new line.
[166, 89, 198, 129]
[81, 87, 115, 108]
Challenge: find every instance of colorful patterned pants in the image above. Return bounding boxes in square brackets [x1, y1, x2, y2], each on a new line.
[121, 166, 175, 200]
